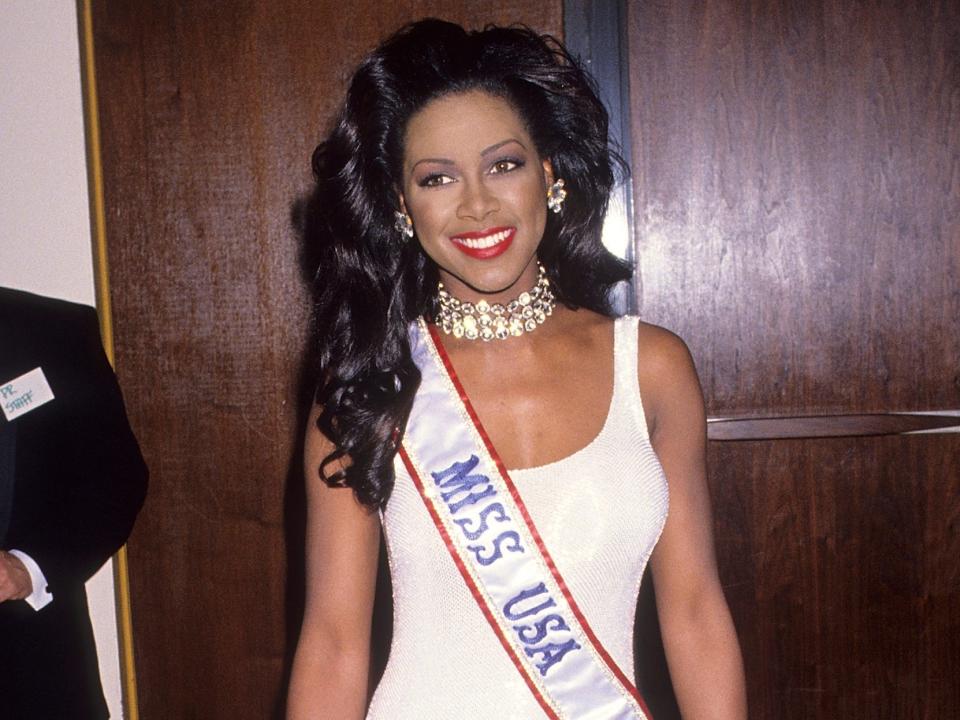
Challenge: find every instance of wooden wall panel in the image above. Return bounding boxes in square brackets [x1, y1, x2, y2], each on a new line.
[627, 2, 960, 718]
[710, 435, 960, 718]
[92, 2, 562, 717]
[628, 0, 960, 417]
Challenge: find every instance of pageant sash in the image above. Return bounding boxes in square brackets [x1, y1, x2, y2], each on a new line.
[399, 320, 651, 720]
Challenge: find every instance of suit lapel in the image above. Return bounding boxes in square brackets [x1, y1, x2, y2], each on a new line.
[0, 420, 15, 545]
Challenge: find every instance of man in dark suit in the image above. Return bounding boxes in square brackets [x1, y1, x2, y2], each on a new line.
[0, 287, 148, 719]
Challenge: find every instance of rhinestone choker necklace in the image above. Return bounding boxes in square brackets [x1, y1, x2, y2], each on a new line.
[436, 263, 556, 341]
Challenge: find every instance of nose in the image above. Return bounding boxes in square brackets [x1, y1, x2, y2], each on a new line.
[456, 178, 499, 221]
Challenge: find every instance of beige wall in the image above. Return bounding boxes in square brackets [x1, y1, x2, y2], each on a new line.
[0, 2, 124, 717]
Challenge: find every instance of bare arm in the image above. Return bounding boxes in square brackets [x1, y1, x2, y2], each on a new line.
[287, 405, 381, 720]
[639, 325, 747, 719]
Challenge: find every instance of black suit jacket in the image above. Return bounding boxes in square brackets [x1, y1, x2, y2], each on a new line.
[0, 288, 148, 720]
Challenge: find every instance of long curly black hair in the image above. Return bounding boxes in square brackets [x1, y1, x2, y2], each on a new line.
[306, 18, 631, 508]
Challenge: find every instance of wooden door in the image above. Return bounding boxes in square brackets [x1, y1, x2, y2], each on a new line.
[90, 2, 562, 717]
[626, 2, 960, 718]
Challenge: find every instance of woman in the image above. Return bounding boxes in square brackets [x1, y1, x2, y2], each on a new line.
[288, 19, 746, 720]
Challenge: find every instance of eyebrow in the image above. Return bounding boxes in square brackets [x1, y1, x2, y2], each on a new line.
[411, 138, 528, 171]
[481, 138, 527, 156]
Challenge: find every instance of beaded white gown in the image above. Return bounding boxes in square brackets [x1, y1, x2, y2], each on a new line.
[366, 317, 670, 719]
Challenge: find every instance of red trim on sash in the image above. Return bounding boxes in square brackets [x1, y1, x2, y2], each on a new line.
[426, 323, 653, 717]
[399, 447, 560, 720]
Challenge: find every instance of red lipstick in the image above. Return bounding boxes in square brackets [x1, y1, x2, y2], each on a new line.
[449, 226, 515, 259]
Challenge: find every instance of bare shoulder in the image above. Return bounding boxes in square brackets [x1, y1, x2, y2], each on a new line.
[636, 321, 698, 384]
[634, 320, 705, 438]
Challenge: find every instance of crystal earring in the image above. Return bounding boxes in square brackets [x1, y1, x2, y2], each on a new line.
[394, 210, 414, 239]
[546, 178, 567, 214]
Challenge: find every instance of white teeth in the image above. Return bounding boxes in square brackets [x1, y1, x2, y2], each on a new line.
[452, 229, 511, 249]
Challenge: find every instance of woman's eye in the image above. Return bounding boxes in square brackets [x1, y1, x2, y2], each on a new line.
[419, 174, 454, 188]
[490, 158, 523, 174]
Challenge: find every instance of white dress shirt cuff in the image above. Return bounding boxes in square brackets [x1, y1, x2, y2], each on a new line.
[8, 549, 53, 610]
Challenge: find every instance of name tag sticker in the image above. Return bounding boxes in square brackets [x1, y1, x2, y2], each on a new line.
[1, 367, 55, 421]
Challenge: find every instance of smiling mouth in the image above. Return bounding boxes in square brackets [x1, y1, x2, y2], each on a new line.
[449, 227, 515, 258]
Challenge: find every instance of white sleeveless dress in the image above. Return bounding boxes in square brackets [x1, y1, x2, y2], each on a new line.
[367, 316, 669, 719]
